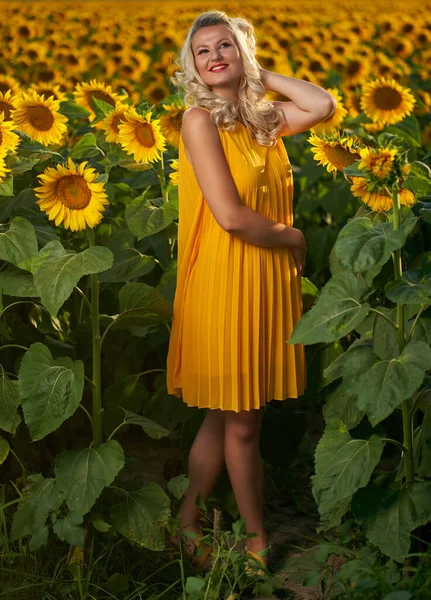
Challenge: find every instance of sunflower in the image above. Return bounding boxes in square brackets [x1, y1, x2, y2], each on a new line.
[357, 147, 398, 179]
[144, 81, 170, 106]
[159, 103, 186, 149]
[308, 131, 362, 173]
[10, 90, 68, 146]
[310, 88, 348, 135]
[96, 102, 131, 143]
[29, 83, 68, 103]
[0, 89, 16, 121]
[359, 77, 416, 126]
[0, 155, 11, 184]
[349, 176, 416, 212]
[0, 113, 20, 157]
[73, 79, 127, 122]
[117, 108, 166, 164]
[0, 74, 22, 97]
[34, 157, 109, 231]
[169, 159, 179, 186]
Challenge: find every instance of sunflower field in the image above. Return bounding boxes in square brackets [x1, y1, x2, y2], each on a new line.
[1, 0, 431, 598]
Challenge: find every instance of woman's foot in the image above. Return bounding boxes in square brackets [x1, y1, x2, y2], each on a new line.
[245, 535, 270, 567]
[170, 524, 214, 569]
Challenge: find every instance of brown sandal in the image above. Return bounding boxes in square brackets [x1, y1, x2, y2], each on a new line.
[170, 527, 214, 570]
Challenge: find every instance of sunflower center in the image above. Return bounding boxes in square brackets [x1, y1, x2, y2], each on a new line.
[90, 91, 116, 112]
[346, 60, 361, 77]
[325, 144, 361, 171]
[56, 175, 91, 209]
[27, 105, 54, 131]
[0, 102, 12, 121]
[373, 86, 402, 110]
[136, 122, 155, 147]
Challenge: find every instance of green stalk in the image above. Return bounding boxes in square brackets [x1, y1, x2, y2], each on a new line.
[159, 152, 169, 205]
[391, 186, 414, 484]
[87, 228, 103, 448]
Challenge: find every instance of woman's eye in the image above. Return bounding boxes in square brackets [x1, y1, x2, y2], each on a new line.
[198, 43, 230, 55]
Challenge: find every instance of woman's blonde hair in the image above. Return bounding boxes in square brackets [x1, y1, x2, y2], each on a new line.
[170, 10, 285, 148]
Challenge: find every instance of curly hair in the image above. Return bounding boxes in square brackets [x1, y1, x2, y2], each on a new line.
[170, 10, 285, 148]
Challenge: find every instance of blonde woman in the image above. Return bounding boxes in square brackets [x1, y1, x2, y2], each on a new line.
[166, 10, 337, 572]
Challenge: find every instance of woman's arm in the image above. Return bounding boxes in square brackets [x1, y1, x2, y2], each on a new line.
[260, 68, 338, 136]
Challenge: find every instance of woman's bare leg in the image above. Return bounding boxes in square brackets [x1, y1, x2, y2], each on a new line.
[224, 408, 268, 556]
[179, 408, 225, 534]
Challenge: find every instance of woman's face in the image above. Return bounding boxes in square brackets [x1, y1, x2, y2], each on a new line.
[191, 24, 243, 96]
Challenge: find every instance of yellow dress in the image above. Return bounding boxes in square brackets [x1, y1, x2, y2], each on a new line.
[166, 107, 307, 412]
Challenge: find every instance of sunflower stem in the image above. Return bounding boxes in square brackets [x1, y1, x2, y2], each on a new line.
[159, 153, 169, 205]
[87, 228, 103, 448]
[392, 186, 414, 485]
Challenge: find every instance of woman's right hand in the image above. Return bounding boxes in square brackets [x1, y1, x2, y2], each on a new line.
[290, 228, 307, 276]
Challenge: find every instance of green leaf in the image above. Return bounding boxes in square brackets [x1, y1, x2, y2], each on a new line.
[10, 476, 62, 551]
[382, 593, 412, 600]
[59, 101, 92, 119]
[334, 218, 406, 275]
[111, 282, 172, 332]
[312, 420, 384, 529]
[403, 161, 431, 197]
[33, 241, 113, 315]
[104, 573, 129, 594]
[14, 131, 63, 158]
[55, 440, 125, 515]
[385, 270, 431, 304]
[0, 174, 13, 197]
[69, 133, 101, 159]
[0, 217, 38, 271]
[19, 343, 84, 441]
[106, 404, 170, 439]
[323, 381, 364, 430]
[167, 474, 189, 500]
[0, 366, 22, 434]
[0, 435, 10, 464]
[53, 510, 85, 547]
[98, 248, 155, 283]
[356, 339, 431, 426]
[125, 196, 178, 240]
[0, 264, 38, 297]
[288, 272, 370, 344]
[185, 577, 206, 595]
[110, 482, 170, 550]
[352, 481, 431, 562]
[9, 155, 40, 175]
[301, 277, 319, 297]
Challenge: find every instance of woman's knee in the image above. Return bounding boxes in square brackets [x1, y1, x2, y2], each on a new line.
[225, 410, 261, 444]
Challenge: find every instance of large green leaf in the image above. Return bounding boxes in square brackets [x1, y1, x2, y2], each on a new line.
[10, 475, 62, 551]
[356, 339, 431, 426]
[55, 439, 125, 515]
[0, 366, 22, 434]
[110, 482, 171, 550]
[69, 133, 101, 159]
[289, 272, 370, 344]
[0, 264, 38, 297]
[334, 218, 406, 274]
[98, 248, 155, 282]
[111, 282, 172, 331]
[0, 217, 38, 271]
[385, 270, 431, 304]
[323, 381, 364, 430]
[402, 161, 431, 197]
[352, 481, 431, 562]
[52, 510, 85, 547]
[19, 343, 84, 441]
[125, 196, 178, 240]
[33, 241, 113, 315]
[312, 420, 384, 529]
